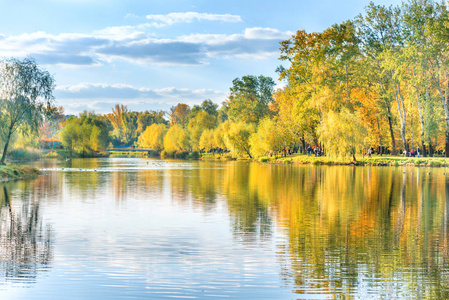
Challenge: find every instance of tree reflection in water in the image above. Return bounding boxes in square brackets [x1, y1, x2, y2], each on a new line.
[0, 184, 53, 285]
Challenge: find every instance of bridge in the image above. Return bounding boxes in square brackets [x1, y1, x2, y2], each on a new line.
[106, 147, 154, 152]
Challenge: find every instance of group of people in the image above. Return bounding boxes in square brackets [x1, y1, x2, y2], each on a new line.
[403, 148, 420, 158]
[307, 146, 323, 157]
[362, 148, 373, 158]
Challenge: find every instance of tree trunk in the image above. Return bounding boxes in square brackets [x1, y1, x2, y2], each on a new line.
[433, 72, 449, 157]
[245, 148, 252, 159]
[0, 130, 12, 165]
[376, 118, 383, 156]
[300, 135, 306, 155]
[413, 71, 426, 157]
[392, 79, 407, 153]
[345, 63, 350, 108]
[446, 132, 449, 158]
[386, 106, 396, 155]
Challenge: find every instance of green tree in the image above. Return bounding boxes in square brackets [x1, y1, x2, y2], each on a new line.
[189, 99, 218, 119]
[106, 104, 138, 146]
[227, 75, 275, 124]
[136, 110, 166, 135]
[224, 121, 255, 158]
[60, 112, 109, 156]
[0, 57, 55, 164]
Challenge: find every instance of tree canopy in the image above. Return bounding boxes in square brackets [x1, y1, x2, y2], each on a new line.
[0, 57, 54, 164]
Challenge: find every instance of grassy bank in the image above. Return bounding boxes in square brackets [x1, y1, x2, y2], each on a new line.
[42, 149, 109, 159]
[0, 164, 41, 181]
[256, 154, 449, 167]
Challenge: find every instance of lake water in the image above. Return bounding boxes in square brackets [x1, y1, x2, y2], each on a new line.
[1, 158, 449, 299]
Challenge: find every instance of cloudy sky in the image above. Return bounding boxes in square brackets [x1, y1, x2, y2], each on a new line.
[0, 0, 402, 114]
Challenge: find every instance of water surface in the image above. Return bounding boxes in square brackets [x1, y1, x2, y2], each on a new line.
[0, 158, 448, 299]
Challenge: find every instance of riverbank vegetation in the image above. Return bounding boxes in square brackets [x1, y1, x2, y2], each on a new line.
[257, 154, 449, 167]
[0, 164, 40, 181]
[3, 0, 449, 164]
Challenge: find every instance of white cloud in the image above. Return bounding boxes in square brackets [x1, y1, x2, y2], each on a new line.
[54, 83, 226, 114]
[0, 22, 291, 66]
[55, 82, 227, 114]
[244, 27, 294, 40]
[145, 12, 242, 27]
[56, 82, 225, 99]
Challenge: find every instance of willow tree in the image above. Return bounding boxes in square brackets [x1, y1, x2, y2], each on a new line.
[0, 57, 54, 165]
[319, 109, 368, 162]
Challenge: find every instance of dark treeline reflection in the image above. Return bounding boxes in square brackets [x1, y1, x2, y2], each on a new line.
[29, 159, 449, 297]
[0, 182, 53, 285]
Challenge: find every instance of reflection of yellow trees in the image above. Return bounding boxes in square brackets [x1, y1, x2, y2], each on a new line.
[263, 167, 449, 299]
[192, 163, 449, 298]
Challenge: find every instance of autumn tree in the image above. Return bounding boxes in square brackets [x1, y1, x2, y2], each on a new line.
[199, 129, 216, 153]
[163, 124, 189, 152]
[137, 123, 167, 151]
[168, 103, 191, 126]
[249, 118, 285, 157]
[319, 109, 368, 161]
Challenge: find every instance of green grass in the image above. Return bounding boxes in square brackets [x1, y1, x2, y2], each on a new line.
[0, 164, 41, 181]
[256, 154, 449, 167]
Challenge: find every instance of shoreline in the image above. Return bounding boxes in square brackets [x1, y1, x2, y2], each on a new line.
[255, 155, 449, 167]
[0, 164, 41, 182]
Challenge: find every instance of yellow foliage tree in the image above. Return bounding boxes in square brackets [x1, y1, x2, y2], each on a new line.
[319, 109, 368, 161]
[199, 129, 216, 153]
[249, 118, 285, 157]
[137, 123, 167, 151]
[163, 124, 189, 152]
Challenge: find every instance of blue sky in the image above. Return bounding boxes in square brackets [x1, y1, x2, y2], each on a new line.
[0, 0, 403, 114]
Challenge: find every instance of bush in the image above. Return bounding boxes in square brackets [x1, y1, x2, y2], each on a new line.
[44, 150, 60, 158]
[174, 151, 189, 159]
[160, 150, 175, 159]
[188, 151, 200, 159]
[7, 148, 41, 161]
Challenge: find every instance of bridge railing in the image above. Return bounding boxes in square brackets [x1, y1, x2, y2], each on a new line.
[106, 147, 153, 152]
